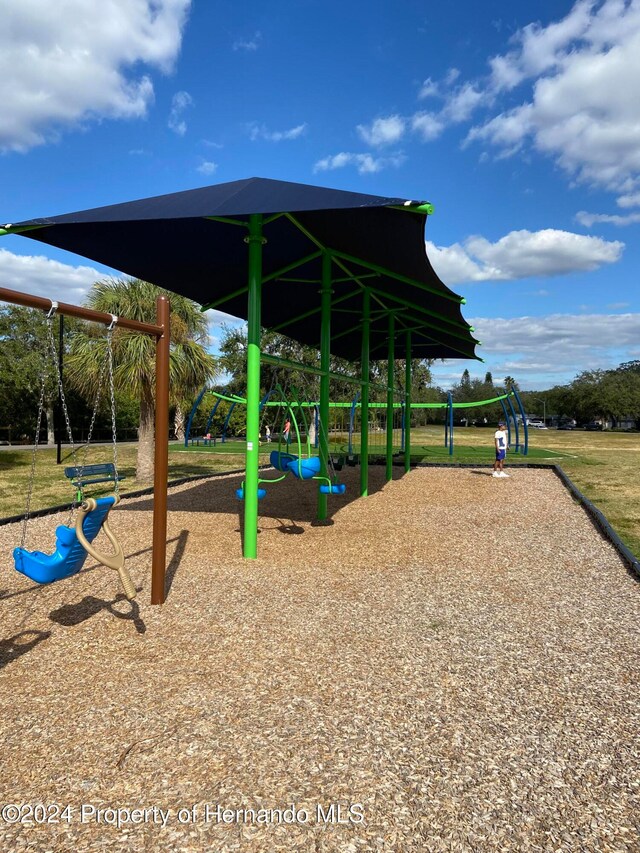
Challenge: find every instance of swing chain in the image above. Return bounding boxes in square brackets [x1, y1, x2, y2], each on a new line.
[107, 322, 119, 494]
[20, 344, 50, 549]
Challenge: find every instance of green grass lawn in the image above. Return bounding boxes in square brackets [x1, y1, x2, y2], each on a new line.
[1, 427, 638, 556]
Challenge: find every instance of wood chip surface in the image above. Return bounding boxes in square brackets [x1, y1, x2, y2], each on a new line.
[0, 466, 638, 852]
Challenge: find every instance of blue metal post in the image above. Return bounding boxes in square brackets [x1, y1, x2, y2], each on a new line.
[512, 388, 529, 455]
[204, 397, 222, 437]
[184, 385, 208, 447]
[507, 394, 520, 453]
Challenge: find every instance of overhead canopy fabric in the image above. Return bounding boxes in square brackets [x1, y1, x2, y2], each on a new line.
[6, 176, 479, 362]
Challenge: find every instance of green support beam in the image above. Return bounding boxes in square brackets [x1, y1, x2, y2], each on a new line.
[405, 332, 411, 474]
[0, 223, 48, 237]
[360, 289, 370, 498]
[386, 313, 395, 482]
[318, 252, 332, 521]
[243, 214, 263, 559]
[331, 249, 463, 305]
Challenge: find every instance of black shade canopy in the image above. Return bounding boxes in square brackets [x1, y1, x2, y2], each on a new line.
[8, 177, 479, 362]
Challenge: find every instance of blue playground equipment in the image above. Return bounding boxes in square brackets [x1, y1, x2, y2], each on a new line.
[236, 487, 267, 500]
[14, 496, 118, 584]
[13, 307, 136, 599]
[235, 381, 345, 501]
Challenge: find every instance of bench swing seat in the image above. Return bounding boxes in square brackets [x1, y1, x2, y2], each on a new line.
[236, 487, 267, 500]
[269, 450, 298, 471]
[14, 496, 117, 585]
[319, 483, 346, 495]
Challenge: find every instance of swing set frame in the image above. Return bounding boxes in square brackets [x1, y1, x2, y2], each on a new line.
[0, 285, 171, 605]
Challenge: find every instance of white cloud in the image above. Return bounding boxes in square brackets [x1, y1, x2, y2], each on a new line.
[313, 151, 405, 175]
[467, 312, 640, 373]
[418, 77, 439, 99]
[616, 191, 640, 208]
[441, 82, 487, 123]
[576, 210, 640, 227]
[426, 228, 624, 284]
[356, 115, 405, 147]
[168, 90, 193, 136]
[467, 0, 640, 190]
[411, 112, 445, 141]
[197, 160, 218, 175]
[232, 31, 261, 51]
[0, 0, 191, 152]
[0, 248, 102, 302]
[248, 123, 308, 142]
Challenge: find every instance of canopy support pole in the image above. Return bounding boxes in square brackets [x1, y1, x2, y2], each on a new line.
[360, 289, 370, 497]
[318, 251, 332, 521]
[386, 313, 395, 482]
[243, 214, 263, 559]
[404, 333, 411, 473]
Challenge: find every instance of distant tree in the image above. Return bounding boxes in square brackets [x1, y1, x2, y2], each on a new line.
[484, 371, 493, 385]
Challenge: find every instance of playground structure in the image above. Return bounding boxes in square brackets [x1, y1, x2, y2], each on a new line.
[184, 385, 528, 459]
[2, 176, 480, 582]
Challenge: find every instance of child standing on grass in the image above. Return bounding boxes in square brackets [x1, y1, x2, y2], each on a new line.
[493, 421, 509, 478]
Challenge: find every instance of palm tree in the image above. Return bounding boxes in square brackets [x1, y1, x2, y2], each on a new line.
[66, 278, 218, 481]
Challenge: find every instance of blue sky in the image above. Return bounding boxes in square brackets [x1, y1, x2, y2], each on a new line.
[1, 0, 639, 391]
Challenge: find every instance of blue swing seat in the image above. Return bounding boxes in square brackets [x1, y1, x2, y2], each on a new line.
[319, 483, 346, 495]
[236, 487, 267, 500]
[269, 450, 298, 471]
[13, 496, 117, 585]
[287, 455, 322, 480]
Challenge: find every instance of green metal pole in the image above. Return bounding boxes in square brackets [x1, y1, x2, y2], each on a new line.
[318, 252, 332, 520]
[360, 289, 370, 497]
[386, 313, 395, 482]
[243, 214, 263, 559]
[405, 332, 411, 473]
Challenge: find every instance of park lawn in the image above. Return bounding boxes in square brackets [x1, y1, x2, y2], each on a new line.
[1, 428, 638, 557]
[0, 443, 256, 519]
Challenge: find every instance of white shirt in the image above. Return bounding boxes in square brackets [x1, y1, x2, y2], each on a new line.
[494, 429, 508, 450]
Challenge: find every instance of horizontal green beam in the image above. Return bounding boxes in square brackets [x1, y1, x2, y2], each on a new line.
[269, 287, 361, 333]
[0, 223, 48, 237]
[389, 202, 434, 215]
[262, 250, 323, 284]
[200, 284, 248, 312]
[331, 249, 462, 305]
[366, 284, 474, 335]
[261, 353, 391, 393]
[204, 215, 249, 228]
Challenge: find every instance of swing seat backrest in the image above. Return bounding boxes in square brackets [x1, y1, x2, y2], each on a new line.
[269, 450, 298, 472]
[287, 455, 321, 480]
[14, 497, 117, 585]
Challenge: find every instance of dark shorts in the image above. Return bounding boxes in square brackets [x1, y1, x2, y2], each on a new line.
[496, 449, 506, 461]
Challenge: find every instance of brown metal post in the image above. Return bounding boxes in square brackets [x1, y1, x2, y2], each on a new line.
[151, 296, 170, 604]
